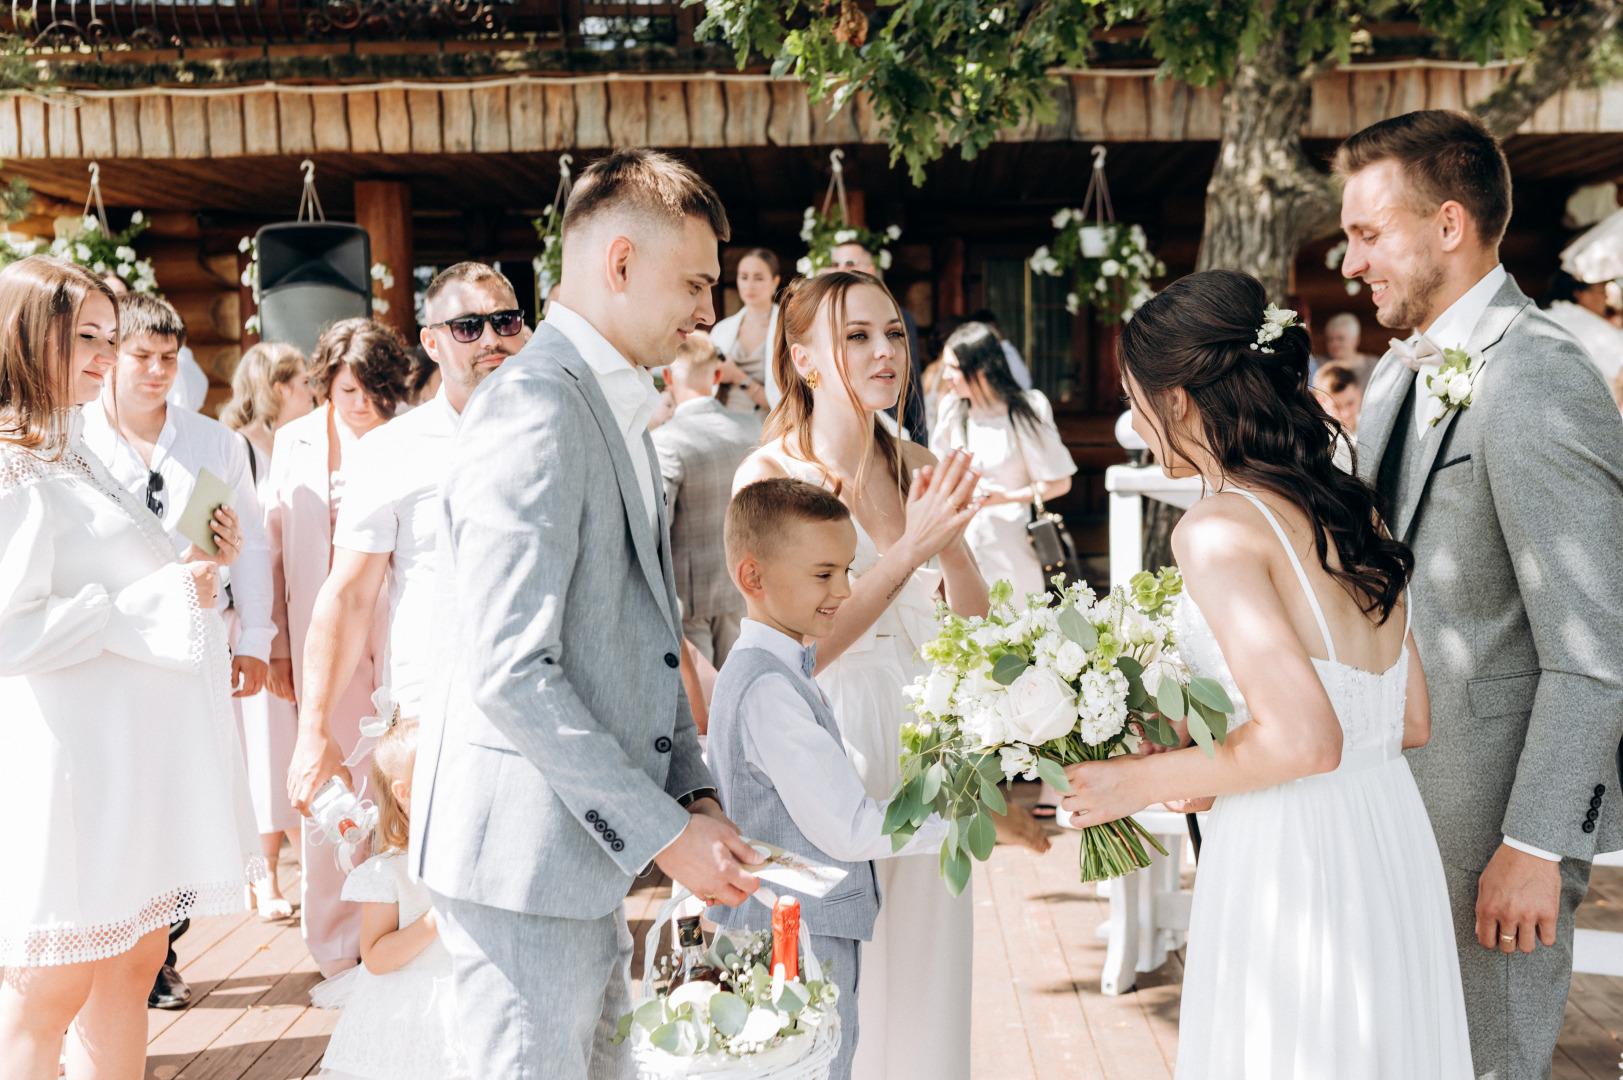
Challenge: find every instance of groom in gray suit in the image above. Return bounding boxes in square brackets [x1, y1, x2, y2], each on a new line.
[413, 149, 760, 1079]
[1339, 110, 1623, 1078]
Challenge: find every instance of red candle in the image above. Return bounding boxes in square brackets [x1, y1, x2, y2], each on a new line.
[771, 895, 801, 981]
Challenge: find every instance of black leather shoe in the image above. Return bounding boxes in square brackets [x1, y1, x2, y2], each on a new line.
[148, 963, 192, 1010]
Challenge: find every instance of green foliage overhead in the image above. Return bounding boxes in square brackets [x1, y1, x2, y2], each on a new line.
[690, 0, 1557, 183]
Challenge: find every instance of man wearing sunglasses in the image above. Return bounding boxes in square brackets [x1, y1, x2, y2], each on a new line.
[286, 262, 530, 820]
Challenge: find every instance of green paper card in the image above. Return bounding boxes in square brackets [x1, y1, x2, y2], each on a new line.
[176, 466, 237, 556]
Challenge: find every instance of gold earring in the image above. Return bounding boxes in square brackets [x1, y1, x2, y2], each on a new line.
[805, 370, 820, 390]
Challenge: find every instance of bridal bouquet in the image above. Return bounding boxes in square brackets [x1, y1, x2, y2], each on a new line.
[886, 570, 1235, 890]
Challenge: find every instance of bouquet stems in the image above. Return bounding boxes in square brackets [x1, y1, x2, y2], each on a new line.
[1076, 814, 1170, 883]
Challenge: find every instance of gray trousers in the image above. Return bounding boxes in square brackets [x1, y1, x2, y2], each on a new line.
[810, 934, 861, 1080]
[1441, 859, 1592, 1080]
[681, 611, 742, 667]
[434, 891, 634, 1080]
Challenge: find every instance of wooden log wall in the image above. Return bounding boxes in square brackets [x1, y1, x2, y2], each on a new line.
[3, 63, 1620, 162]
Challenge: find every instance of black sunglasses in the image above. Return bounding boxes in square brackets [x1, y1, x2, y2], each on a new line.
[145, 469, 164, 518]
[426, 309, 525, 344]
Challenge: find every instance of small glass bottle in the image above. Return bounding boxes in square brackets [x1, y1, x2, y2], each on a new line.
[668, 916, 721, 990]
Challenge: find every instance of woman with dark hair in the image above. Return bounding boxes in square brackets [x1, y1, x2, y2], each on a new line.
[264, 318, 405, 975]
[929, 321, 1076, 606]
[0, 256, 260, 1077]
[1060, 269, 1470, 1075]
[709, 247, 781, 417]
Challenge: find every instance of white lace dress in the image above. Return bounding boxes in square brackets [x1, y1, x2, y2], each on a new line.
[0, 410, 261, 967]
[1174, 490, 1472, 1079]
[312, 851, 469, 1080]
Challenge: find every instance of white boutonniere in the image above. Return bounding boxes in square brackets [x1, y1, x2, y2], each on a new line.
[1420, 347, 1482, 427]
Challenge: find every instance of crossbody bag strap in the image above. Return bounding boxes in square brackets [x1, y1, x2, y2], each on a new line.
[1006, 405, 1046, 519]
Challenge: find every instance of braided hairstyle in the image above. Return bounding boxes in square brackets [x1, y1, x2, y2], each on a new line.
[1118, 269, 1412, 622]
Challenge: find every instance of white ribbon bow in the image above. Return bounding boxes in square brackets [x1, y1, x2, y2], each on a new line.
[1387, 332, 1446, 372]
[342, 687, 401, 769]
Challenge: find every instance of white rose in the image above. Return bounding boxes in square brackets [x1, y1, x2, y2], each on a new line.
[999, 744, 1038, 781]
[878, 249, 893, 270]
[1420, 392, 1449, 425]
[130, 210, 144, 224]
[1446, 371, 1472, 400]
[920, 668, 958, 716]
[1139, 656, 1179, 701]
[962, 698, 1011, 748]
[75, 243, 91, 261]
[1003, 667, 1078, 745]
[834, 229, 858, 244]
[886, 224, 902, 240]
[1052, 208, 1073, 229]
[1117, 605, 1157, 646]
[1054, 640, 1087, 681]
[1100, 259, 1122, 277]
[238, 236, 252, 253]
[796, 257, 813, 275]
[970, 626, 1002, 649]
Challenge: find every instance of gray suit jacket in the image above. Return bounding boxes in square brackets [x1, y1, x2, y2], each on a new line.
[413, 323, 714, 919]
[650, 397, 757, 621]
[1358, 276, 1623, 870]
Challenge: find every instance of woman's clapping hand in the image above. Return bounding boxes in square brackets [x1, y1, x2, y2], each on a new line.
[899, 448, 982, 565]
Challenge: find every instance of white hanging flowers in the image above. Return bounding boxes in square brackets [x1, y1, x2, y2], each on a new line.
[369, 261, 394, 315]
[48, 213, 160, 295]
[1030, 217, 1164, 324]
[799, 204, 899, 275]
[1252, 304, 1301, 354]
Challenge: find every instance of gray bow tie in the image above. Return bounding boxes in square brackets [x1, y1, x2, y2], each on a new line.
[800, 644, 818, 679]
[1387, 333, 1445, 372]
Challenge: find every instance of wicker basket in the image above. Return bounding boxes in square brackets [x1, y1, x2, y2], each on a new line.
[631, 888, 841, 1080]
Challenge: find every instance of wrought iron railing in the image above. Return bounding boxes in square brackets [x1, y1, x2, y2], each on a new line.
[6, 0, 695, 50]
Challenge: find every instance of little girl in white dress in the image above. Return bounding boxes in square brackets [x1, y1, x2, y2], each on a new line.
[310, 715, 469, 1080]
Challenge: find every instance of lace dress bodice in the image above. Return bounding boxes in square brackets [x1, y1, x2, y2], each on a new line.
[1172, 489, 1409, 769]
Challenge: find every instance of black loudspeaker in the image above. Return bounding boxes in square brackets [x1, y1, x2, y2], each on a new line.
[254, 222, 372, 358]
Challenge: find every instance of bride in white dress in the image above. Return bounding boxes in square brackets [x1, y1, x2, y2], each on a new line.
[734, 271, 1048, 1080]
[1061, 270, 1472, 1078]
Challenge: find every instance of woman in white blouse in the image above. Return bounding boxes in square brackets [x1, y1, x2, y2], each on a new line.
[0, 256, 260, 1078]
[708, 247, 780, 417]
[930, 320, 1077, 605]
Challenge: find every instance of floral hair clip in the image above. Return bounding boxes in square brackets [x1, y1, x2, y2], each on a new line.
[1252, 304, 1300, 354]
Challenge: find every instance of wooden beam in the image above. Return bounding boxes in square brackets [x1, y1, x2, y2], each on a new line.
[689, 80, 726, 147]
[607, 80, 648, 146]
[542, 83, 576, 150]
[575, 82, 609, 147]
[206, 95, 244, 157]
[0, 98, 19, 159]
[766, 81, 810, 146]
[1104, 76, 1149, 141]
[471, 85, 510, 153]
[646, 81, 689, 147]
[509, 83, 544, 151]
[1308, 71, 1352, 138]
[312, 94, 350, 153]
[1146, 79, 1182, 141]
[18, 98, 46, 159]
[348, 92, 381, 154]
[442, 87, 474, 153]
[1186, 83, 1224, 140]
[377, 89, 411, 154]
[46, 101, 80, 158]
[171, 97, 208, 158]
[1072, 76, 1108, 140]
[1351, 70, 1392, 132]
[407, 89, 441, 153]
[354, 179, 414, 336]
[243, 93, 278, 156]
[277, 93, 315, 155]
[723, 82, 768, 147]
[138, 95, 174, 158]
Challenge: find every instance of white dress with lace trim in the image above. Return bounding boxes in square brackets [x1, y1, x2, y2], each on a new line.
[1171, 489, 1471, 1079]
[757, 445, 972, 1080]
[0, 409, 263, 967]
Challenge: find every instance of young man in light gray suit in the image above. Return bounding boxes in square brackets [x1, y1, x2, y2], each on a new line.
[1339, 110, 1623, 1078]
[413, 149, 760, 1079]
[652, 331, 759, 666]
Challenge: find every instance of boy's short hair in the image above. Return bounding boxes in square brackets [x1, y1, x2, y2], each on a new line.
[117, 292, 186, 348]
[562, 148, 731, 245]
[670, 330, 719, 372]
[726, 478, 850, 566]
[1314, 361, 1359, 395]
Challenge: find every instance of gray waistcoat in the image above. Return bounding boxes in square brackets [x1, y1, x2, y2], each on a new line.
[703, 646, 881, 942]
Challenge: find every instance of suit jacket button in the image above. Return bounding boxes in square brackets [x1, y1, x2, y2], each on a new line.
[1597, 784, 1607, 797]
[655, 736, 673, 753]
[585, 810, 599, 823]
[603, 829, 617, 842]
[594, 818, 607, 832]
[612, 840, 625, 852]
[1592, 795, 1605, 810]
[664, 652, 680, 669]
[1583, 820, 1597, 834]
[1586, 808, 1599, 822]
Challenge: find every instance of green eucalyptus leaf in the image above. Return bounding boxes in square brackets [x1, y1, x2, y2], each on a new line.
[968, 808, 997, 861]
[922, 761, 944, 803]
[778, 980, 810, 1013]
[945, 815, 961, 856]
[1156, 676, 1185, 723]
[650, 1018, 699, 1055]
[979, 775, 1008, 814]
[1186, 707, 1215, 757]
[612, 1012, 633, 1045]
[1057, 606, 1098, 650]
[992, 653, 1030, 685]
[1193, 698, 1228, 743]
[1035, 756, 1071, 792]
[943, 846, 972, 896]
[1188, 676, 1235, 714]
[634, 998, 668, 1032]
[1115, 655, 1144, 680]
[1125, 677, 1148, 710]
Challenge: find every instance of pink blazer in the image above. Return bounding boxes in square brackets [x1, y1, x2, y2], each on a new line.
[265, 404, 388, 703]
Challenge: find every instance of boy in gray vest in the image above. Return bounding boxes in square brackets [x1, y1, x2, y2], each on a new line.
[704, 478, 946, 1080]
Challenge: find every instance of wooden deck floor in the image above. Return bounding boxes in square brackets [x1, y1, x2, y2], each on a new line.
[143, 791, 1623, 1080]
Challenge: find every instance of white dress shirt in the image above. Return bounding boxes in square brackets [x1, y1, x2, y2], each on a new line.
[544, 302, 661, 529]
[332, 391, 458, 713]
[1408, 264, 1507, 436]
[733, 618, 946, 863]
[1403, 266, 1561, 865]
[81, 400, 275, 662]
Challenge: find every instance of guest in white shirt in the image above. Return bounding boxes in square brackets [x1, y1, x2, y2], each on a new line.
[102, 270, 211, 411]
[1542, 269, 1623, 387]
[78, 291, 270, 1009]
[286, 263, 532, 814]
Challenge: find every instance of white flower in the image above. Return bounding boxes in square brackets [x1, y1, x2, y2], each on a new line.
[737, 1006, 785, 1044]
[130, 210, 144, 224]
[803, 206, 816, 221]
[1099, 259, 1122, 277]
[796, 257, 813, 275]
[116, 262, 132, 278]
[80, 216, 99, 234]
[91, 261, 106, 274]
[115, 245, 136, 262]
[1420, 392, 1449, 426]
[370, 262, 388, 281]
[833, 229, 858, 245]
[1130, 224, 1146, 246]
[1252, 303, 1300, 354]
[241, 266, 254, 288]
[999, 744, 1039, 782]
[1111, 729, 1144, 757]
[1139, 656, 1181, 701]
[373, 298, 390, 314]
[1054, 640, 1087, 681]
[878, 249, 893, 270]
[970, 626, 1002, 650]
[961, 698, 1011, 748]
[1076, 666, 1130, 745]
[1446, 371, 1472, 400]
[1116, 605, 1157, 646]
[74, 243, 91, 262]
[1065, 292, 1081, 315]
[885, 224, 902, 240]
[667, 980, 720, 1012]
[238, 236, 253, 253]
[1052, 208, 1075, 229]
[919, 668, 958, 717]
[1003, 667, 1078, 745]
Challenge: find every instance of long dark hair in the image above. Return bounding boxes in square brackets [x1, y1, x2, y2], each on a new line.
[1118, 269, 1412, 622]
[940, 321, 1039, 437]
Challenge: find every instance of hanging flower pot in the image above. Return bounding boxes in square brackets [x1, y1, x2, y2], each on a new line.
[798, 149, 900, 276]
[1078, 225, 1111, 259]
[1029, 148, 1164, 325]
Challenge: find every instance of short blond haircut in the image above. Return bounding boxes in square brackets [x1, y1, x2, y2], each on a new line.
[725, 478, 850, 568]
[671, 330, 719, 373]
[369, 717, 418, 854]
